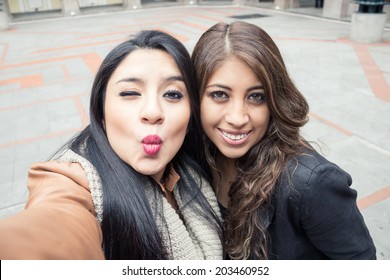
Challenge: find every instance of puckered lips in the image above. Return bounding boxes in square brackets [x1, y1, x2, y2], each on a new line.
[218, 128, 251, 145]
[142, 134, 162, 156]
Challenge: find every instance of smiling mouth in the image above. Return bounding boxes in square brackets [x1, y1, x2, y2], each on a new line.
[218, 129, 251, 145]
[221, 131, 249, 141]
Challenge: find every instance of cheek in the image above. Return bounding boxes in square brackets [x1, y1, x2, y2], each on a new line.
[253, 107, 271, 132]
[180, 108, 191, 133]
[176, 117, 189, 135]
[200, 99, 216, 129]
[105, 108, 126, 137]
[104, 103, 136, 149]
[105, 119, 130, 157]
[169, 104, 191, 136]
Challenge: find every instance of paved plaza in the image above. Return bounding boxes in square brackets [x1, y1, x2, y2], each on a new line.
[0, 5, 389, 259]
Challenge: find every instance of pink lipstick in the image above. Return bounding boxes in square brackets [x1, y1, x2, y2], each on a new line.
[142, 134, 162, 156]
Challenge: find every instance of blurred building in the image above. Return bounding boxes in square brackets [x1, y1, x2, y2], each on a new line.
[1, 0, 388, 24]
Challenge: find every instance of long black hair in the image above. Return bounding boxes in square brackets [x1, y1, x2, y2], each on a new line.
[69, 30, 222, 259]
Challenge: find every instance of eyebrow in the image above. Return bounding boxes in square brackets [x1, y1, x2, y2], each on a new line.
[116, 77, 141, 84]
[206, 83, 231, 90]
[116, 75, 184, 84]
[248, 85, 264, 91]
[166, 75, 184, 82]
[206, 83, 263, 91]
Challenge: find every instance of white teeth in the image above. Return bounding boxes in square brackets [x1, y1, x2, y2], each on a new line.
[222, 131, 248, 141]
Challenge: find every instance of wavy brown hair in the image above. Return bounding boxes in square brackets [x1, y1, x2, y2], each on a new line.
[192, 21, 310, 259]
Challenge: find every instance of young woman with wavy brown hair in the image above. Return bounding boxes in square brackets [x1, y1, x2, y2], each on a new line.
[191, 21, 376, 260]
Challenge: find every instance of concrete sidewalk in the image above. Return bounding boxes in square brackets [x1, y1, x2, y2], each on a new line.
[0, 5, 389, 259]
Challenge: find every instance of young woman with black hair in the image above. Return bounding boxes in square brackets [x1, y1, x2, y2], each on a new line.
[0, 30, 223, 260]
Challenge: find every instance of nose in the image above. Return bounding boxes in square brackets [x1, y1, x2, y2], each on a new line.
[140, 95, 164, 124]
[224, 100, 249, 127]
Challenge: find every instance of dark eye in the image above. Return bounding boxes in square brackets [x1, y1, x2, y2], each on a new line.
[247, 92, 266, 104]
[210, 91, 228, 101]
[119, 91, 141, 97]
[163, 90, 183, 100]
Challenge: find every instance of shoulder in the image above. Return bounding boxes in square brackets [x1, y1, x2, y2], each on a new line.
[27, 151, 92, 206]
[275, 147, 353, 210]
[29, 150, 103, 223]
[57, 150, 102, 193]
[58, 149, 103, 223]
[28, 155, 90, 194]
[278, 147, 357, 223]
[284, 148, 352, 193]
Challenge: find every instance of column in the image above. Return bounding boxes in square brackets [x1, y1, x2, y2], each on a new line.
[323, 0, 350, 19]
[350, 1, 388, 43]
[62, 0, 80, 16]
[0, 0, 9, 31]
[123, 0, 142, 10]
[274, 0, 300, 10]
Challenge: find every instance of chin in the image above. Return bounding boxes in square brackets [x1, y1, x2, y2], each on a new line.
[220, 150, 247, 159]
[134, 166, 160, 176]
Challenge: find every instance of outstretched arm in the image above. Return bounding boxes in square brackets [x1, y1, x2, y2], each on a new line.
[0, 161, 104, 260]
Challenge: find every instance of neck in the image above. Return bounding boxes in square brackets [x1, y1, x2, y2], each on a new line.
[212, 154, 237, 208]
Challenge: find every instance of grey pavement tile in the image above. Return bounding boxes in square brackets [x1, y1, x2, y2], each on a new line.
[79, 94, 90, 115]
[0, 144, 14, 164]
[370, 47, 390, 74]
[0, 160, 27, 212]
[13, 139, 56, 163]
[4, 100, 80, 143]
[0, 176, 13, 206]
[0, 110, 18, 144]
[42, 66, 70, 84]
[0, 134, 77, 216]
[0, 83, 19, 92]
[324, 137, 390, 196]
[302, 117, 349, 147]
[384, 72, 390, 86]
[14, 107, 51, 141]
[38, 80, 91, 99]
[302, 119, 390, 199]
[363, 199, 390, 260]
[0, 204, 25, 220]
[312, 94, 390, 151]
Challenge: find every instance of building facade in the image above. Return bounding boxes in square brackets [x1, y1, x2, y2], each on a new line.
[0, 0, 389, 24]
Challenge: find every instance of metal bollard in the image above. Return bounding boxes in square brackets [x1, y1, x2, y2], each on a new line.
[350, 0, 389, 43]
[353, 0, 389, 13]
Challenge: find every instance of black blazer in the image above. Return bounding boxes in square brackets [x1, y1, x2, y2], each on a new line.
[264, 148, 376, 259]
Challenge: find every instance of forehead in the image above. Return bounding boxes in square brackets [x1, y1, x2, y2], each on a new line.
[113, 48, 180, 76]
[208, 56, 260, 84]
